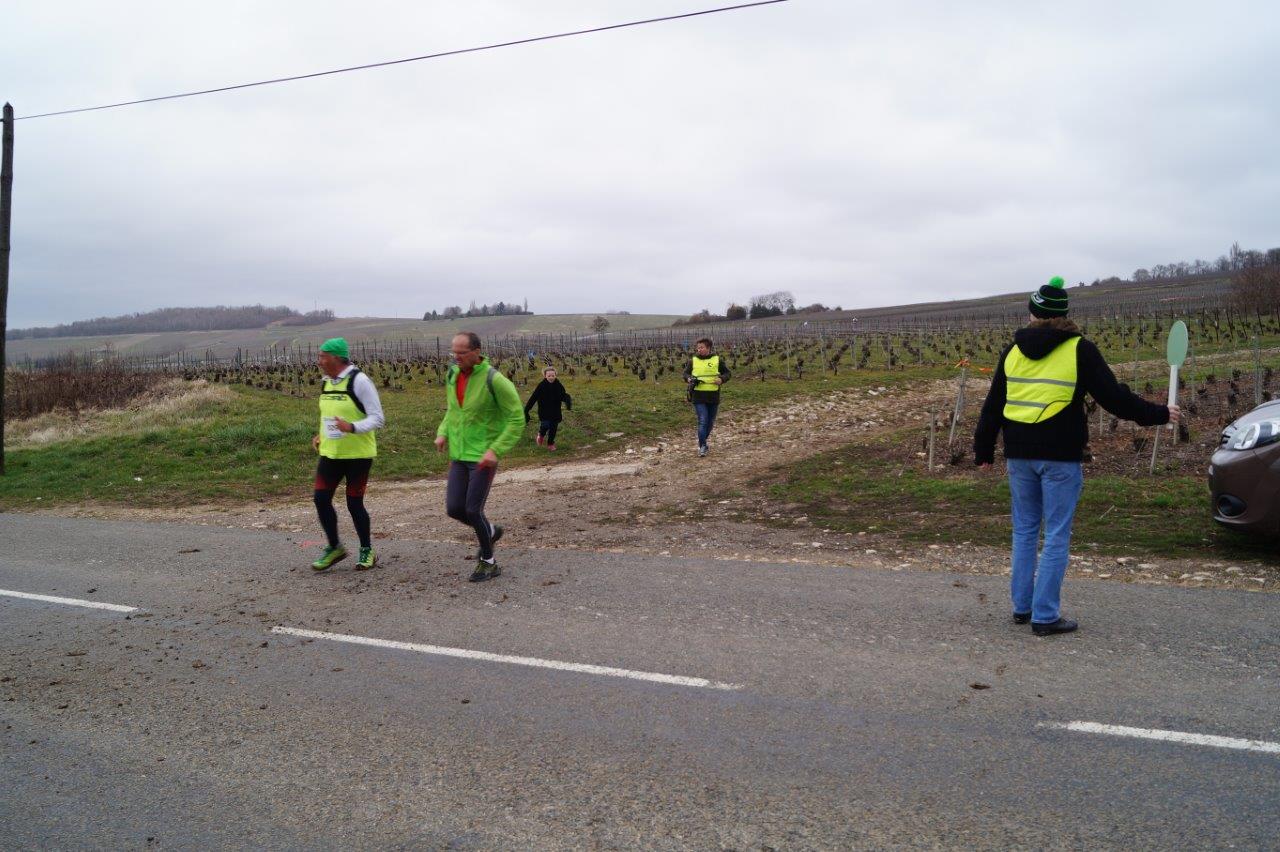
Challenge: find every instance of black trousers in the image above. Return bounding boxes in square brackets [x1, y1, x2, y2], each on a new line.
[445, 460, 497, 559]
[538, 419, 559, 445]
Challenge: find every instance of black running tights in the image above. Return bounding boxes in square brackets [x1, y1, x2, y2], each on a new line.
[314, 457, 373, 548]
[445, 460, 496, 560]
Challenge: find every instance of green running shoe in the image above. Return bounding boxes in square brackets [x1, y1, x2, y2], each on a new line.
[355, 546, 376, 571]
[311, 544, 348, 571]
[469, 559, 501, 582]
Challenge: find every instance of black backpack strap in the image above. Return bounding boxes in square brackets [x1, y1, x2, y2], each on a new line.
[486, 366, 497, 402]
[343, 368, 367, 415]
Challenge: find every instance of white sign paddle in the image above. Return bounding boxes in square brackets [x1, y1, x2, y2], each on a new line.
[1165, 320, 1188, 430]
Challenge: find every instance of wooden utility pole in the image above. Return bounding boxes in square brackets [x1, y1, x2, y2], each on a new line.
[0, 103, 14, 475]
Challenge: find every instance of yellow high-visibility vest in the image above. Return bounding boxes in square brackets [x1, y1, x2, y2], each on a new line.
[1002, 338, 1080, 423]
[319, 371, 377, 459]
[691, 355, 722, 392]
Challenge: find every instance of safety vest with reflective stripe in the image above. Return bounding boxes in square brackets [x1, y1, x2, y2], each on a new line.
[691, 355, 722, 392]
[1002, 337, 1080, 424]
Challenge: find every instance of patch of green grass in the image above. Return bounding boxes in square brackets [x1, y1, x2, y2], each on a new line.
[0, 368, 933, 510]
[760, 431, 1278, 563]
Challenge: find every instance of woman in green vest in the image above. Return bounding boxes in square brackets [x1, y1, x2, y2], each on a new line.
[310, 337, 385, 572]
[974, 278, 1179, 636]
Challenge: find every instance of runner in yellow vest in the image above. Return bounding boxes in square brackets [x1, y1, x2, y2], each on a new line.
[974, 278, 1178, 636]
[683, 337, 731, 457]
[309, 337, 385, 571]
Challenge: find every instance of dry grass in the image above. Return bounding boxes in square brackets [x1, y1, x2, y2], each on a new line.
[5, 360, 169, 419]
[9, 379, 236, 448]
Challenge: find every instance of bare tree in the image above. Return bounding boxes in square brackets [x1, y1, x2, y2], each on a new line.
[747, 290, 795, 319]
[1231, 266, 1280, 314]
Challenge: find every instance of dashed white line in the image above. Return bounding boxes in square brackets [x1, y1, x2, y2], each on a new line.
[1041, 721, 1280, 755]
[0, 588, 138, 614]
[271, 626, 741, 691]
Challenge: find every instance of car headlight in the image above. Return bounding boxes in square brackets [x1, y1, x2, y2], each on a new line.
[1227, 419, 1280, 450]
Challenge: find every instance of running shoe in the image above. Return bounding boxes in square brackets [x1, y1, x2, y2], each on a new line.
[698, 445, 708, 458]
[469, 559, 501, 582]
[355, 546, 377, 570]
[311, 544, 347, 571]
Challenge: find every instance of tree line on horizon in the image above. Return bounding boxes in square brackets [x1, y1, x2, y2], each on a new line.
[1094, 241, 1280, 287]
[7, 305, 334, 340]
[423, 299, 531, 321]
[672, 291, 844, 327]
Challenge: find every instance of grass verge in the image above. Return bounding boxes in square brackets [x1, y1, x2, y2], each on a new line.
[0, 369, 934, 510]
[758, 429, 1278, 564]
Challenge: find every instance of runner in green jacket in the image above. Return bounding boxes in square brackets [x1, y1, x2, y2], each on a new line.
[435, 332, 525, 581]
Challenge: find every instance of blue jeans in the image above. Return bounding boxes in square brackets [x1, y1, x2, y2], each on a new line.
[694, 401, 719, 447]
[1006, 459, 1084, 624]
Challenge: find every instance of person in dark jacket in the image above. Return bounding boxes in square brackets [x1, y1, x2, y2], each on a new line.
[684, 338, 731, 457]
[974, 276, 1180, 637]
[524, 367, 572, 451]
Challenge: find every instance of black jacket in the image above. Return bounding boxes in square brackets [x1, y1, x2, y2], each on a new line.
[974, 325, 1169, 464]
[683, 356, 731, 404]
[524, 379, 572, 422]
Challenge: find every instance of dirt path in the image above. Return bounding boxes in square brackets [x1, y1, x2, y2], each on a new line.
[47, 378, 1277, 592]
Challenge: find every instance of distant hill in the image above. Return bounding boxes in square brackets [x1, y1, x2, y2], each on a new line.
[2, 272, 1248, 365]
[832, 273, 1237, 324]
[7, 305, 334, 340]
[666, 273, 1240, 336]
[4, 313, 682, 364]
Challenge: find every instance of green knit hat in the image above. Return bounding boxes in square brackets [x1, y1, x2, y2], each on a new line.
[319, 337, 349, 359]
[1029, 275, 1069, 318]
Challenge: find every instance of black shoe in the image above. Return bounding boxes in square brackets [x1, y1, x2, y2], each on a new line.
[469, 560, 498, 582]
[1032, 617, 1078, 636]
[1013, 612, 1032, 625]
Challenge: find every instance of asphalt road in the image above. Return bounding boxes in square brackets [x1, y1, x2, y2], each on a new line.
[2, 513, 1278, 850]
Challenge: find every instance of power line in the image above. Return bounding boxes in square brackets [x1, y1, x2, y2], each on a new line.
[17, 1, 788, 121]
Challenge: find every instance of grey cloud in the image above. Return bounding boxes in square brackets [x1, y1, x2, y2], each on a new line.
[2, 0, 1278, 327]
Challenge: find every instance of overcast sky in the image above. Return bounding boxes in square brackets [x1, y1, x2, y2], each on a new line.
[3, 0, 1278, 327]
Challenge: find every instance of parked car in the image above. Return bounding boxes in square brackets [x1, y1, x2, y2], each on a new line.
[1209, 399, 1280, 535]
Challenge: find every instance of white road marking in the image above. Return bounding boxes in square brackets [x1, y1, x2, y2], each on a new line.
[0, 588, 138, 614]
[1041, 721, 1280, 755]
[271, 626, 741, 691]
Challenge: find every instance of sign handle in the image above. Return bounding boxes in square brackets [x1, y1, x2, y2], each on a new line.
[1166, 365, 1179, 431]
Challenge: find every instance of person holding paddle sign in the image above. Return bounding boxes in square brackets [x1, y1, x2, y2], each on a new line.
[1166, 320, 1189, 430]
[973, 277, 1181, 636]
